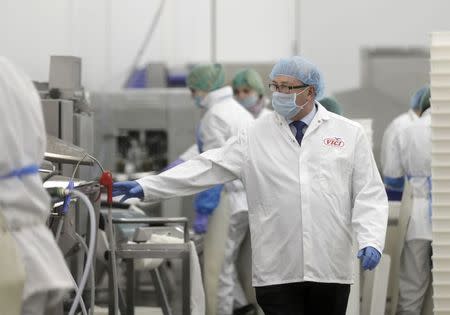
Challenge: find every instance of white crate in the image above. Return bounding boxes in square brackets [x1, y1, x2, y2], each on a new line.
[432, 85, 450, 99]
[432, 99, 450, 113]
[432, 46, 450, 60]
[432, 140, 450, 153]
[432, 59, 450, 73]
[432, 72, 450, 85]
[432, 153, 450, 164]
[431, 32, 450, 46]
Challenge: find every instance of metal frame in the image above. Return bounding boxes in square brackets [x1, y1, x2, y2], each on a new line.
[108, 217, 192, 315]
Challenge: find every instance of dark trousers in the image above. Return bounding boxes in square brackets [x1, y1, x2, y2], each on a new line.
[255, 281, 351, 315]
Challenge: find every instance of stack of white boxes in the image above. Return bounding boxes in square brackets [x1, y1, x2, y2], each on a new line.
[431, 31, 450, 314]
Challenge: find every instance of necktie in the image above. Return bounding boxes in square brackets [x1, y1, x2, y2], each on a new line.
[290, 120, 307, 145]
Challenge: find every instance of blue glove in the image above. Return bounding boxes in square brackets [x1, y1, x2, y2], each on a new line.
[358, 246, 381, 270]
[384, 176, 405, 201]
[112, 181, 144, 202]
[194, 185, 224, 215]
[193, 213, 209, 234]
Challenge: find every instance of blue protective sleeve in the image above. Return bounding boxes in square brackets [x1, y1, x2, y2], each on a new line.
[384, 176, 405, 191]
[384, 176, 405, 201]
[194, 184, 224, 215]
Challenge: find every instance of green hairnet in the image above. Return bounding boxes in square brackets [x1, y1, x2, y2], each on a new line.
[232, 69, 265, 96]
[319, 97, 343, 116]
[186, 64, 225, 92]
[418, 87, 431, 114]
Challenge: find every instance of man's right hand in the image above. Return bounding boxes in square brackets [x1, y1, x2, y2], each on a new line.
[112, 181, 144, 202]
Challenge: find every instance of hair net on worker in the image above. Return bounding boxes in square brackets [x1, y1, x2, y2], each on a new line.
[187, 63, 225, 92]
[269, 56, 325, 99]
[232, 69, 265, 96]
[319, 97, 343, 116]
[418, 87, 431, 114]
[410, 86, 429, 110]
[0, 56, 73, 301]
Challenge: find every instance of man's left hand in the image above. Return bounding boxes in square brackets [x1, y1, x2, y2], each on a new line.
[357, 246, 381, 270]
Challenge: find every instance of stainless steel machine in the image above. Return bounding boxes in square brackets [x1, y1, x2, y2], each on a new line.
[91, 88, 201, 219]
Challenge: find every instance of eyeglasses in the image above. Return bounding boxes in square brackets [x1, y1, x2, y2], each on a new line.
[269, 83, 309, 93]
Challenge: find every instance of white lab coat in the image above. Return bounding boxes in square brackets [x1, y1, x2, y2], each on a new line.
[137, 103, 388, 286]
[195, 86, 254, 214]
[380, 109, 418, 176]
[178, 107, 271, 162]
[180, 102, 272, 161]
[388, 109, 431, 241]
[0, 57, 73, 303]
[257, 107, 272, 119]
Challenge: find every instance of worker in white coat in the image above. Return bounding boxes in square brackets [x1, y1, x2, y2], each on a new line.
[232, 68, 272, 119]
[0, 57, 73, 315]
[171, 68, 271, 167]
[385, 88, 432, 315]
[113, 56, 388, 315]
[380, 86, 427, 200]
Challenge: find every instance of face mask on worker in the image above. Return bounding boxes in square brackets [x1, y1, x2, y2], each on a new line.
[237, 94, 259, 108]
[193, 95, 206, 108]
[272, 88, 309, 119]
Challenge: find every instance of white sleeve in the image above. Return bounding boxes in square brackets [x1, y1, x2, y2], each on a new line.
[136, 129, 248, 202]
[351, 128, 389, 253]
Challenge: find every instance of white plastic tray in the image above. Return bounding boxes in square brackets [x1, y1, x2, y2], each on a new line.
[432, 140, 450, 152]
[432, 72, 450, 85]
[431, 46, 450, 59]
[432, 100, 450, 113]
[432, 153, 450, 164]
[432, 59, 450, 73]
[432, 32, 450, 46]
[432, 86, 450, 99]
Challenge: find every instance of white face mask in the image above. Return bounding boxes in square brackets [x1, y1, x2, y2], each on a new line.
[271, 88, 309, 119]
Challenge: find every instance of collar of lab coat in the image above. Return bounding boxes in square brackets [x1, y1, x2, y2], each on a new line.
[408, 108, 419, 121]
[203, 86, 233, 109]
[274, 101, 331, 141]
[421, 108, 431, 118]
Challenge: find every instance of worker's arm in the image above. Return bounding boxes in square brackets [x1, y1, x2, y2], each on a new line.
[351, 127, 389, 255]
[135, 129, 248, 202]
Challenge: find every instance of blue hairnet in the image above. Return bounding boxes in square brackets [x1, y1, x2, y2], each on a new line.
[418, 87, 431, 114]
[410, 86, 428, 110]
[269, 56, 325, 99]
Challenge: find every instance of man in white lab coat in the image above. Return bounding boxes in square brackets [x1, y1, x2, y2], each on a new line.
[385, 88, 432, 315]
[381, 86, 428, 200]
[113, 56, 388, 315]
[0, 57, 73, 315]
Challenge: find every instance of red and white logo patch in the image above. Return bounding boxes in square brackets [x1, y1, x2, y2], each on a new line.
[323, 137, 344, 147]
